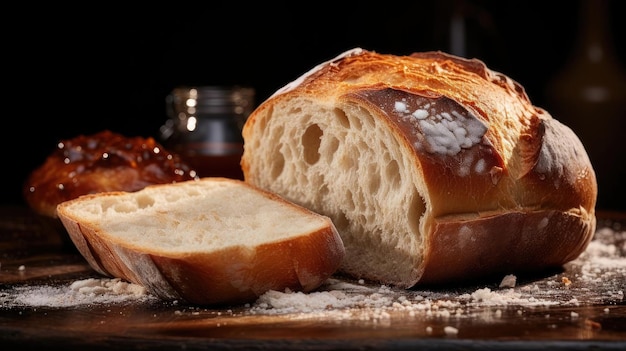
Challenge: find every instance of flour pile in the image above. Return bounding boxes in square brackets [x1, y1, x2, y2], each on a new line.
[1, 278, 156, 307]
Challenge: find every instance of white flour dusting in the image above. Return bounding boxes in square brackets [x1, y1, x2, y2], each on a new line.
[1, 225, 624, 316]
[1, 277, 156, 307]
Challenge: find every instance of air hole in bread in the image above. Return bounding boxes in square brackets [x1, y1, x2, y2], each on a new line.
[179, 188, 201, 200]
[302, 124, 323, 165]
[407, 191, 426, 237]
[110, 202, 139, 214]
[133, 194, 156, 210]
[344, 190, 356, 212]
[354, 191, 367, 213]
[288, 106, 303, 115]
[333, 210, 349, 233]
[349, 113, 363, 131]
[357, 107, 376, 129]
[325, 136, 340, 158]
[384, 159, 401, 189]
[269, 144, 285, 180]
[318, 183, 329, 199]
[338, 149, 356, 171]
[366, 163, 381, 194]
[270, 124, 284, 145]
[334, 108, 350, 128]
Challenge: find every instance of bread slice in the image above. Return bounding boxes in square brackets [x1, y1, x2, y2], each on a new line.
[241, 48, 597, 288]
[57, 177, 345, 305]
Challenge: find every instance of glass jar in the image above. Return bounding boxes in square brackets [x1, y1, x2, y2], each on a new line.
[159, 86, 255, 179]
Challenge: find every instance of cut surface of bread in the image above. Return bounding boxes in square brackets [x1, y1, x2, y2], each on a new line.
[241, 48, 597, 288]
[57, 177, 345, 305]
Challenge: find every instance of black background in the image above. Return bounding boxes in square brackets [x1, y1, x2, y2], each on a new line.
[5, 0, 625, 211]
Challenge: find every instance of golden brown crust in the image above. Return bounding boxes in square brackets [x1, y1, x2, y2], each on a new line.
[418, 209, 596, 285]
[61, 222, 344, 305]
[24, 130, 197, 218]
[241, 48, 597, 287]
[57, 179, 345, 306]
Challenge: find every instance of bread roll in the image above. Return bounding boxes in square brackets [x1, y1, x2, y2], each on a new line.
[56, 177, 344, 305]
[241, 48, 597, 287]
[24, 130, 197, 218]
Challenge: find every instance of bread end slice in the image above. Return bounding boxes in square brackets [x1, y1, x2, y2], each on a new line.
[57, 177, 344, 306]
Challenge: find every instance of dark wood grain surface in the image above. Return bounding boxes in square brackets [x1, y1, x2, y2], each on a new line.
[1, 206, 624, 350]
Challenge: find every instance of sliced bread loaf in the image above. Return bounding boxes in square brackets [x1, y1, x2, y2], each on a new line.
[241, 48, 597, 288]
[57, 177, 345, 305]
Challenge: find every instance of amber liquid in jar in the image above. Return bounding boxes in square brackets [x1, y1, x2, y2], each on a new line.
[160, 86, 255, 180]
[173, 143, 245, 180]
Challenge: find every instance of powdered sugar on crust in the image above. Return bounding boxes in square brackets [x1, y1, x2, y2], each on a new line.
[394, 99, 487, 157]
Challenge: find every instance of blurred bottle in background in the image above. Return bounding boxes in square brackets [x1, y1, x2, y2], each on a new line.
[444, 0, 497, 59]
[545, 0, 626, 211]
[160, 86, 255, 180]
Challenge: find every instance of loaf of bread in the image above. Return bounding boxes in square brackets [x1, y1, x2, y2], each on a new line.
[24, 130, 198, 218]
[241, 48, 598, 288]
[56, 177, 345, 305]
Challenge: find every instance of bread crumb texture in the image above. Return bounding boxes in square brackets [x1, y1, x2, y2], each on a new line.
[61, 179, 329, 252]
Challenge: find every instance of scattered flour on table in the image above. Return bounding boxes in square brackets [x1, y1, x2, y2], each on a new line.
[249, 226, 625, 316]
[2, 226, 624, 314]
[248, 279, 561, 319]
[1, 278, 156, 307]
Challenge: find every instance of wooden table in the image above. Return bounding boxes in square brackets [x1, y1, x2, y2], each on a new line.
[1, 205, 625, 350]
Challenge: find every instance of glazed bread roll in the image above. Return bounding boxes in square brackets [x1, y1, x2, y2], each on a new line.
[57, 178, 344, 305]
[24, 130, 197, 218]
[241, 48, 597, 287]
